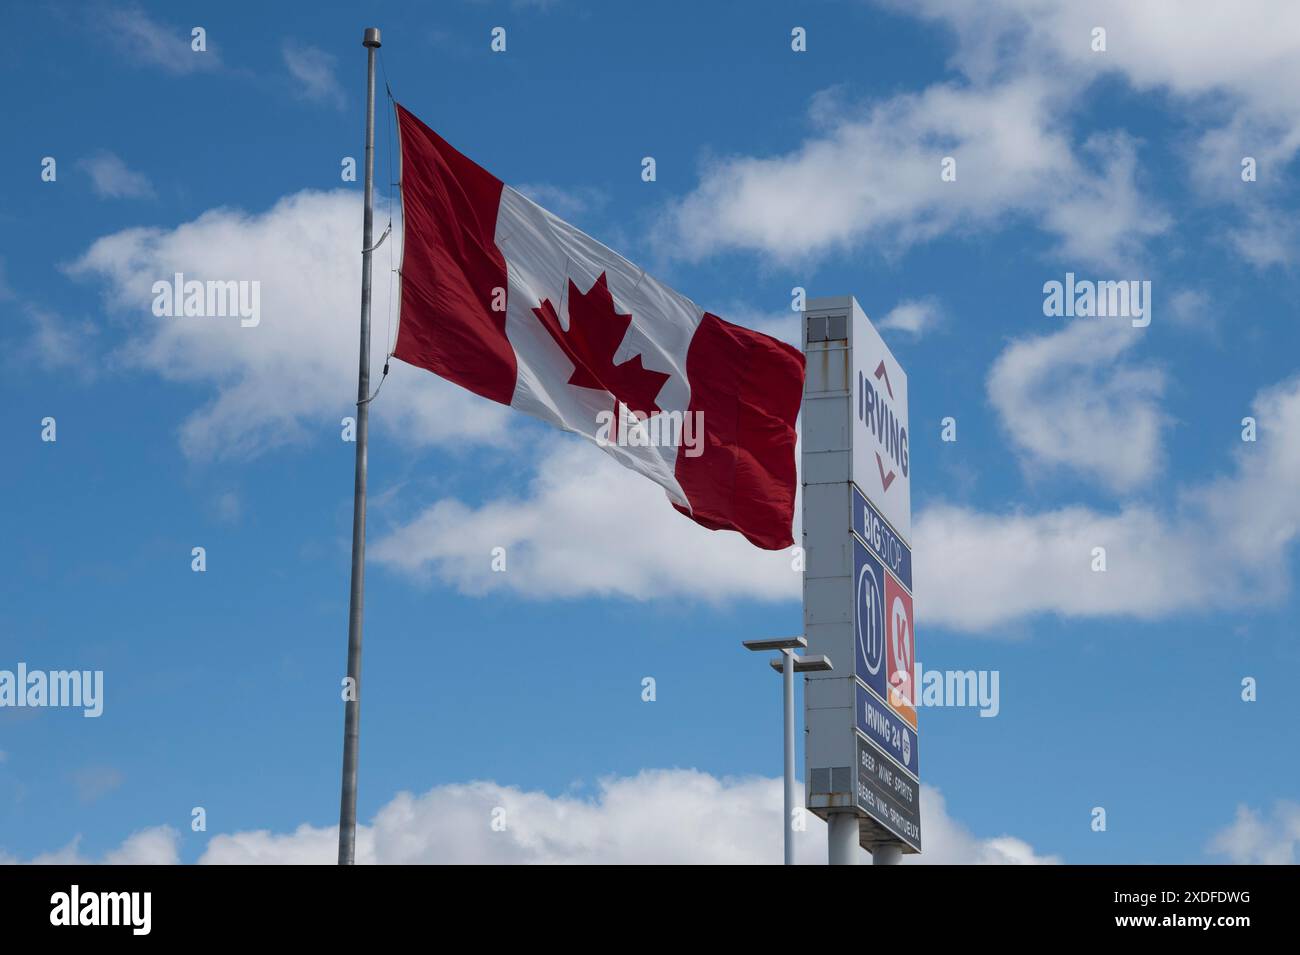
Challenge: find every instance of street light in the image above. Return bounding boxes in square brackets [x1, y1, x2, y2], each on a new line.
[743, 636, 833, 865]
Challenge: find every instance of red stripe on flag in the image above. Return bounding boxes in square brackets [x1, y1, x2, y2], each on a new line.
[393, 104, 516, 405]
[673, 314, 805, 550]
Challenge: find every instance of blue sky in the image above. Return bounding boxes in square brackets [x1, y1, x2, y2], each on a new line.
[2, 0, 1299, 864]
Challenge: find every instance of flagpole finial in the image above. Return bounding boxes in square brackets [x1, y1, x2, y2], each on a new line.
[363, 27, 382, 48]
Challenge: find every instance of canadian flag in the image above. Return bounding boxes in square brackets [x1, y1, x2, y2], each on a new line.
[392, 105, 804, 550]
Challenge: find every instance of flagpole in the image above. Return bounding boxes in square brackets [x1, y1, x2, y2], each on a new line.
[337, 25, 382, 866]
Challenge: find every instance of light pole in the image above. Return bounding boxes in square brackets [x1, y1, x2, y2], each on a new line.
[743, 636, 833, 865]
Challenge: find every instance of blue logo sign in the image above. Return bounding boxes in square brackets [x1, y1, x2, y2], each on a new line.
[854, 536, 888, 701]
[852, 484, 911, 591]
[856, 682, 918, 779]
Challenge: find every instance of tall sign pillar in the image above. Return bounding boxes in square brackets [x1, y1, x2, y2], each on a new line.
[802, 296, 920, 863]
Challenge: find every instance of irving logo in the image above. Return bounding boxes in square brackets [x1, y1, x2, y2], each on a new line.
[858, 362, 909, 494]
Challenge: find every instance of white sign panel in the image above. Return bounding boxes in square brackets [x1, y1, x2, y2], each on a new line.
[851, 312, 910, 544]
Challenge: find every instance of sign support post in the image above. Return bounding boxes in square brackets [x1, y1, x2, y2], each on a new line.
[873, 843, 902, 865]
[827, 812, 859, 865]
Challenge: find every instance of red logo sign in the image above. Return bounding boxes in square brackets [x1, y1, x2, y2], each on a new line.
[885, 570, 916, 729]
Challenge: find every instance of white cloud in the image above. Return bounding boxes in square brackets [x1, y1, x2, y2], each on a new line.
[660, 2, 1300, 271]
[101, 7, 219, 74]
[878, 297, 942, 339]
[896, 0, 1300, 123]
[658, 75, 1165, 270]
[372, 436, 801, 602]
[19, 304, 100, 379]
[884, 0, 1300, 263]
[916, 502, 1190, 631]
[104, 827, 180, 864]
[67, 189, 509, 460]
[917, 375, 1300, 631]
[1166, 289, 1216, 336]
[283, 42, 345, 109]
[198, 770, 1056, 864]
[200, 822, 339, 865]
[1226, 208, 1299, 269]
[0, 772, 1055, 865]
[79, 151, 154, 200]
[1036, 132, 1170, 269]
[987, 318, 1167, 492]
[888, 0, 1300, 129]
[1207, 801, 1300, 864]
[2, 827, 180, 865]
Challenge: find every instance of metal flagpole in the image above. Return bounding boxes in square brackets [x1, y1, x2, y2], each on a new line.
[337, 25, 382, 866]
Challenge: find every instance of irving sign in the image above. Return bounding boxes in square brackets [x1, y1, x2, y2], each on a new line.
[802, 296, 920, 855]
[851, 313, 911, 545]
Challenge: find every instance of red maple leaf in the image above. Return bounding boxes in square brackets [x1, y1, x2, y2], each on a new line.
[532, 272, 671, 434]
